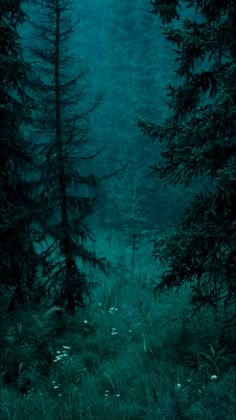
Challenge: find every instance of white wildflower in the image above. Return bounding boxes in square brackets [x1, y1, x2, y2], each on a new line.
[111, 328, 118, 335]
[108, 307, 118, 314]
[211, 375, 217, 380]
[53, 350, 68, 362]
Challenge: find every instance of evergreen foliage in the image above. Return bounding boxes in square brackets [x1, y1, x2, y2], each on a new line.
[0, 0, 39, 311]
[138, 0, 236, 327]
[28, 0, 106, 312]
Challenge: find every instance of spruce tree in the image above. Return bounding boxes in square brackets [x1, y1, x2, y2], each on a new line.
[0, 0, 39, 311]
[138, 1, 236, 328]
[27, 0, 106, 312]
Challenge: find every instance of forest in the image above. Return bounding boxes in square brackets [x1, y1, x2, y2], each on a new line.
[0, 0, 235, 419]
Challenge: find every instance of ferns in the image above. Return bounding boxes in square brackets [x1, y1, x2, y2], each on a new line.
[0, 308, 61, 392]
[185, 343, 234, 379]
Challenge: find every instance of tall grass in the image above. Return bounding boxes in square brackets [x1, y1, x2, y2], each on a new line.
[1, 232, 235, 419]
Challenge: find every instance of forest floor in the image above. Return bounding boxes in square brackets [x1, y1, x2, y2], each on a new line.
[1, 229, 235, 419]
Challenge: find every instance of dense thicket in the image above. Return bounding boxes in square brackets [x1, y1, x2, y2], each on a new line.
[139, 0, 236, 329]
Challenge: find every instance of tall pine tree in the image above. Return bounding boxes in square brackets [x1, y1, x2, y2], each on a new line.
[138, 1, 236, 329]
[27, 0, 106, 312]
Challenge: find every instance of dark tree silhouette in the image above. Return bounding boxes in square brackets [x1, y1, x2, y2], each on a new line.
[138, 0, 236, 327]
[0, 0, 40, 311]
[28, 0, 106, 312]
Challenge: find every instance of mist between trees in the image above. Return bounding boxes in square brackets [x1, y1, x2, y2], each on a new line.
[1, 1, 235, 419]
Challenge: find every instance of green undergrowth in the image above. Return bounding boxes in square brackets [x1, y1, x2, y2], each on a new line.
[1, 265, 235, 420]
